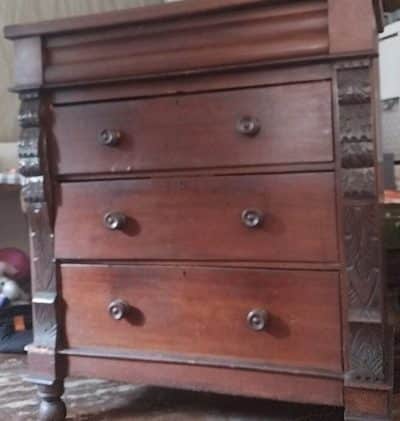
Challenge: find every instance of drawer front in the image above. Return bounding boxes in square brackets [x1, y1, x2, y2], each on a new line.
[55, 173, 338, 262]
[61, 265, 342, 372]
[53, 82, 333, 175]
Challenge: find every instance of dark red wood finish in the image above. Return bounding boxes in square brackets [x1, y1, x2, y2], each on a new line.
[60, 264, 342, 372]
[53, 82, 333, 176]
[5, 1, 390, 420]
[55, 173, 338, 262]
[67, 355, 344, 407]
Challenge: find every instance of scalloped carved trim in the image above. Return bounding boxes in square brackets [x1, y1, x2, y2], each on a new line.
[18, 94, 41, 127]
[339, 72, 374, 173]
[342, 168, 376, 198]
[342, 142, 374, 169]
[18, 127, 41, 177]
[22, 176, 45, 204]
[338, 68, 371, 105]
[18, 93, 44, 204]
[340, 103, 372, 143]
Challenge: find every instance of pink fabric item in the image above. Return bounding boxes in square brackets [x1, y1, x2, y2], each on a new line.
[0, 248, 30, 285]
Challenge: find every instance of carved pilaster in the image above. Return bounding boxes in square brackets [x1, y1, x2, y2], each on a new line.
[336, 61, 388, 389]
[18, 91, 59, 382]
[18, 92, 44, 204]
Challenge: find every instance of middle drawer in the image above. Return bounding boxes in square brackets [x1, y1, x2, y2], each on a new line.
[55, 172, 338, 262]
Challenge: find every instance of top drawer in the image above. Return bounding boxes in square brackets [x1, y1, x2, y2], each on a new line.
[53, 81, 333, 176]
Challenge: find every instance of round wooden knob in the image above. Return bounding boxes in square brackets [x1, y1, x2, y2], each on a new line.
[99, 129, 121, 146]
[241, 209, 264, 228]
[108, 299, 130, 320]
[236, 116, 261, 137]
[247, 309, 268, 331]
[104, 212, 127, 230]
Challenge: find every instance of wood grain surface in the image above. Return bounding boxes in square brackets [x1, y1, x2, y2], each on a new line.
[53, 81, 333, 175]
[61, 264, 342, 372]
[55, 172, 338, 262]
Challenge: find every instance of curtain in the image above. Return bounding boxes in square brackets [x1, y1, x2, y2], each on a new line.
[0, 0, 163, 147]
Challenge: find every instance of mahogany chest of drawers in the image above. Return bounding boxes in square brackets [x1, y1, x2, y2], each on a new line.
[5, 0, 393, 419]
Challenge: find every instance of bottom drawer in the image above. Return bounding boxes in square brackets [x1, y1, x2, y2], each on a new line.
[60, 265, 342, 373]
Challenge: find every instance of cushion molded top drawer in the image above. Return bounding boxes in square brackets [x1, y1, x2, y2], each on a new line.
[53, 81, 333, 175]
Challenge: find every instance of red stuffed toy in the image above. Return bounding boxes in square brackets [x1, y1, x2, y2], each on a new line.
[0, 248, 30, 307]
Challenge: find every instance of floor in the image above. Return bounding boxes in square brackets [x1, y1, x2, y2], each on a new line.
[0, 353, 395, 421]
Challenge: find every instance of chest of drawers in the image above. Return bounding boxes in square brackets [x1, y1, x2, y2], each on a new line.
[5, 0, 393, 419]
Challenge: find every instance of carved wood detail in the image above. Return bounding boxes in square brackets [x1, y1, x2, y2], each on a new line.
[18, 91, 59, 377]
[337, 61, 386, 387]
[344, 204, 381, 322]
[338, 67, 375, 195]
[340, 103, 372, 143]
[338, 68, 371, 105]
[340, 102, 373, 170]
[341, 142, 374, 169]
[342, 168, 376, 198]
[348, 324, 385, 383]
[18, 93, 44, 203]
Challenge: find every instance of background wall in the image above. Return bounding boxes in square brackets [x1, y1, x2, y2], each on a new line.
[379, 18, 400, 190]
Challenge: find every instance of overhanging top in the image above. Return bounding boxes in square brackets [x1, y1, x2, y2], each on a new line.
[4, 0, 384, 40]
[4, 0, 286, 39]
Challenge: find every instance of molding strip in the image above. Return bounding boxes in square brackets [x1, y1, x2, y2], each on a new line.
[59, 347, 344, 380]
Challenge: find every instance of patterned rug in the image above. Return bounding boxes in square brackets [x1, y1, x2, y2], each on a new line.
[0, 356, 142, 420]
[0, 355, 346, 420]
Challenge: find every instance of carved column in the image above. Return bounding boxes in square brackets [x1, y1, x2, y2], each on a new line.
[18, 91, 66, 421]
[336, 60, 392, 420]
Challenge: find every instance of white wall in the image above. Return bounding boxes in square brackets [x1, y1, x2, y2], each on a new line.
[380, 21, 400, 163]
[380, 20, 400, 100]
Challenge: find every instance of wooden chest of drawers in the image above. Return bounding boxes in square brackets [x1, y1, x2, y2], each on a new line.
[4, 0, 393, 419]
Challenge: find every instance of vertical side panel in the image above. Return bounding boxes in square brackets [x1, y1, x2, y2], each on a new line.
[18, 90, 61, 385]
[335, 59, 392, 420]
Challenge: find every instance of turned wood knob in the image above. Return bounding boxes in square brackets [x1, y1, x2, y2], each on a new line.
[236, 116, 261, 137]
[104, 212, 127, 230]
[247, 309, 268, 331]
[241, 209, 264, 228]
[108, 299, 130, 320]
[98, 129, 121, 146]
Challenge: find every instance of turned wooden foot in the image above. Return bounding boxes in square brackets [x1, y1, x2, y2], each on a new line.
[38, 382, 66, 421]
